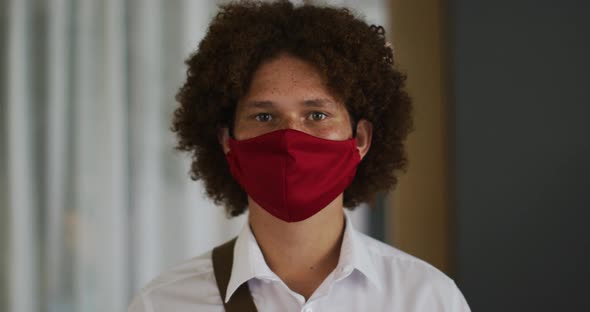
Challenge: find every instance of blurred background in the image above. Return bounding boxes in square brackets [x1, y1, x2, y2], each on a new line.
[1, 0, 589, 312]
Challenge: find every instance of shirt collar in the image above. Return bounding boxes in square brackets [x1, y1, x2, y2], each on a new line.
[225, 223, 277, 303]
[225, 213, 382, 303]
[336, 213, 383, 291]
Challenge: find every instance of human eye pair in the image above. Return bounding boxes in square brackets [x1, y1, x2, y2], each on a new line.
[253, 112, 328, 122]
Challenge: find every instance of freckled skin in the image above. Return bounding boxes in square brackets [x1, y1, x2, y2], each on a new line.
[233, 53, 353, 141]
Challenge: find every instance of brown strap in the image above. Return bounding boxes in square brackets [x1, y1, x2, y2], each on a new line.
[212, 238, 258, 312]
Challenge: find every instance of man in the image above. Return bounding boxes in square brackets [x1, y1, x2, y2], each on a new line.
[129, 1, 471, 311]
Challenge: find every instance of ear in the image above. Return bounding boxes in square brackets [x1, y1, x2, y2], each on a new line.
[218, 127, 231, 155]
[355, 119, 373, 160]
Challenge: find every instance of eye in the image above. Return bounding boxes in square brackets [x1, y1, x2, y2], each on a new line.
[255, 113, 272, 122]
[309, 112, 327, 121]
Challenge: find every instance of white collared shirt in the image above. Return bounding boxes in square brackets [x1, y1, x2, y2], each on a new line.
[129, 215, 471, 312]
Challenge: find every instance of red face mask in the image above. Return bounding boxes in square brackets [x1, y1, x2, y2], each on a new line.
[226, 129, 361, 223]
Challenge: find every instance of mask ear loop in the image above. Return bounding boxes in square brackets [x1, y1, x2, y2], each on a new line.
[228, 121, 236, 139]
[228, 106, 236, 139]
[351, 117, 358, 138]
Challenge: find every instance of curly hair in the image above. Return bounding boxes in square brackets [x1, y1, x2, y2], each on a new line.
[172, 0, 413, 217]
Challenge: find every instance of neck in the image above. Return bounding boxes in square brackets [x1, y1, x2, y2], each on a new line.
[248, 195, 346, 300]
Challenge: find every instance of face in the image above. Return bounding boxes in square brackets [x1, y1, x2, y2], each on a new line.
[220, 53, 372, 158]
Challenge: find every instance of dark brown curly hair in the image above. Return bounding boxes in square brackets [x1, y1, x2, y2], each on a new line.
[172, 0, 413, 217]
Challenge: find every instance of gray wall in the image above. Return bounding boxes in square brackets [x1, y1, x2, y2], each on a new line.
[451, 0, 590, 311]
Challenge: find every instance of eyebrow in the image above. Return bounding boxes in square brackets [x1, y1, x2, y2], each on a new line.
[243, 98, 337, 109]
[303, 98, 337, 109]
[244, 100, 274, 109]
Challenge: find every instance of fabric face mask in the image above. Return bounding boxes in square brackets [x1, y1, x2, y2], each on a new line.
[226, 129, 361, 223]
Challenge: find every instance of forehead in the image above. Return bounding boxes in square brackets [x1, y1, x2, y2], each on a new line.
[238, 53, 343, 109]
[249, 54, 323, 84]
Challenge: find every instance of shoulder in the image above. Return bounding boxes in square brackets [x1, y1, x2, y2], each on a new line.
[361, 232, 448, 278]
[358, 232, 469, 310]
[128, 251, 222, 312]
